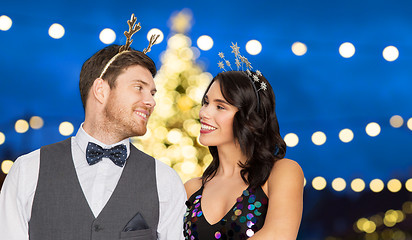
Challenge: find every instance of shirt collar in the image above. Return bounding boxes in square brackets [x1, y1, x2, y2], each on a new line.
[75, 123, 131, 159]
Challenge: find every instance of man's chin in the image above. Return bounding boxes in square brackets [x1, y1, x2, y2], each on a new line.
[131, 128, 147, 137]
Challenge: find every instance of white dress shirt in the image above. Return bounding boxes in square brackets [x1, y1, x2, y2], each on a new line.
[0, 125, 187, 240]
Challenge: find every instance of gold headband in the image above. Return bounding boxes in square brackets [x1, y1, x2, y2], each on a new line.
[99, 14, 159, 79]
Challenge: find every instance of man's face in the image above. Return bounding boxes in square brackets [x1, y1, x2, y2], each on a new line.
[103, 64, 156, 138]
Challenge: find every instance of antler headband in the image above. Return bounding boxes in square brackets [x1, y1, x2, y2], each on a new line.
[99, 14, 160, 79]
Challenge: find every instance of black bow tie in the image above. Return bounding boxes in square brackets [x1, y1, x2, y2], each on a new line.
[86, 142, 127, 167]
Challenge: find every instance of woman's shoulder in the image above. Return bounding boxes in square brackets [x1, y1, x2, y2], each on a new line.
[262, 158, 304, 194]
[272, 158, 303, 174]
[184, 177, 203, 199]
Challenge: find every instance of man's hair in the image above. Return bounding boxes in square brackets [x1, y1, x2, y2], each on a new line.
[201, 71, 286, 189]
[79, 44, 157, 110]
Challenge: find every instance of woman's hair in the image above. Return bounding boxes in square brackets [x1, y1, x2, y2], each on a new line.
[201, 71, 286, 189]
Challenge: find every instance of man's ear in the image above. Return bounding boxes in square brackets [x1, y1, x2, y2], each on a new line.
[91, 78, 110, 104]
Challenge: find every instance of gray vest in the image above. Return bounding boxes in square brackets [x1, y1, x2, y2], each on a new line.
[29, 138, 159, 240]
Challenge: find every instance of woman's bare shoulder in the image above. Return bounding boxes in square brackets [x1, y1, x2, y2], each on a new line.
[184, 177, 203, 198]
[268, 158, 304, 188]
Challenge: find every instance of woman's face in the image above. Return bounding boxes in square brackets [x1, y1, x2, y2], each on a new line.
[199, 80, 238, 147]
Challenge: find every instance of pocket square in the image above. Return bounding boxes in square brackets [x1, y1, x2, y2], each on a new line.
[122, 212, 149, 232]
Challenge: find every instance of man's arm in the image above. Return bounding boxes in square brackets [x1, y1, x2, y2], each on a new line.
[0, 150, 39, 240]
[155, 160, 187, 240]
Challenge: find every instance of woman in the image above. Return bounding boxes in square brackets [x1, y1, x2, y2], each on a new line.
[184, 70, 304, 240]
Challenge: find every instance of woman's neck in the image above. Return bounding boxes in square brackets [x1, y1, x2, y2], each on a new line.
[215, 142, 247, 178]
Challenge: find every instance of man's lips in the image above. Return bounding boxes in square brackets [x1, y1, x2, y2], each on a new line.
[135, 110, 149, 120]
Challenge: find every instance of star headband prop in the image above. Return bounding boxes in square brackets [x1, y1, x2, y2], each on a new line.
[99, 14, 160, 79]
[218, 42, 267, 111]
[218, 42, 267, 92]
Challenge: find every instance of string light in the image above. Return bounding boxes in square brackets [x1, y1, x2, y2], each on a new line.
[312, 131, 326, 145]
[15, 119, 29, 133]
[382, 46, 399, 62]
[365, 122, 381, 137]
[331, 178, 346, 191]
[291, 42, 307, 56]
[312, 176, 327, 190]
[0, 15, 12, 31]
[0, 132, 5, 145]
[147, 28, 164, 44]
[284, 133, 299, 147]
[30, 116, 44, 129]
[246, 40, 262, 55]
[387, 179, 402, 193]
[59, 121, 74, 136]
[99, 28, 116, 44]
[339, 42, 355, 58]
[351, 178, 365, 192]
[48, 23, 65, 39]
[1, 160, 13, 174]
[370, 179, 384, 193]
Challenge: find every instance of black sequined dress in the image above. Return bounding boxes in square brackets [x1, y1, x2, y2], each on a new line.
[184, 185, 268, 240]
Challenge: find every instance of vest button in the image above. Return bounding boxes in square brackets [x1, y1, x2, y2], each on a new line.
[94, 225, 103, 232]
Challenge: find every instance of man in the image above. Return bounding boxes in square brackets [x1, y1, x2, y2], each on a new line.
[0, 15, 186, 240]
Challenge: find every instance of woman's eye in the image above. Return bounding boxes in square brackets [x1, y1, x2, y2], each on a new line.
[217, 105, 225, 110]
[135, 86, 142, 90]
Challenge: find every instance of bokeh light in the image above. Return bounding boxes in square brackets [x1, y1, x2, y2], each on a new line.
[382, 46, 399, 62]
[407, 118, 412, 131]
[331, 178, 346, 191]
[15, 119, 29, 133]
[406, 179, 412, 192]
[48, 23, 65, 39]
[387, 179, 402, 193]
[59, 121, 74, 136]
[356, 218, 368, 232]
[339, 128, 354, 143]
[351, 178, 365, 192]
[291, 42, 307, 56]
[0, 132, 5, 145]
[312, 131, 326, 145]
[1, 160, 13, 174]
[339, 42, 355, 58]
[383, 209, 402, 227]
[0, 15, 12, 31]
[312, 176, 327, 190]
[30, 116, 44, 129]
[197, 35, 213, 51]
[284, 133, 299, 147]
[389, 115, 403, 128]
[99, 28, 116, 44]
[246, 40, 262, 55]
[181, 161, 196, 174]
[365, 122, 381, 137]
[369, 179, 384, 193]
[403, 201, 412, 214]
[147, 28, 164, 44]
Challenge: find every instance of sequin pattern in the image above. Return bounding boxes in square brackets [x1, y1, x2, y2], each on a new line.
[184, 186, 268, 240]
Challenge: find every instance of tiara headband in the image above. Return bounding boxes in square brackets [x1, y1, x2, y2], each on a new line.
[218, 42, 267, 111]
[99, 14, 160, 79]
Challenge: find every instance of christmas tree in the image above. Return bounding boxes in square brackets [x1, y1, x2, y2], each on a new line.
[132, 9, 212, 182]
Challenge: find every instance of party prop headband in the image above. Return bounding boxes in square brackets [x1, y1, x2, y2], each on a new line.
[99, 14, 160, 79]
[218, 42, 267, 92]
[218, 42, 266, 111]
